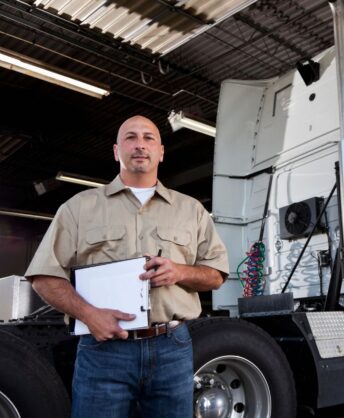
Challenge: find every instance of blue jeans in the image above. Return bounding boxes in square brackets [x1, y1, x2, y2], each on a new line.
[72, 323, 194, 418]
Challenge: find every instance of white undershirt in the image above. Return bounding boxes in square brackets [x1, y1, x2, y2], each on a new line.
[128, 186, 156, 206]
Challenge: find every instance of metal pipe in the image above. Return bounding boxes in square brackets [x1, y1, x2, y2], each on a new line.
[324, 163, 343, 310]
[0, 208, 53, 221]
[329, 0, 344, 238]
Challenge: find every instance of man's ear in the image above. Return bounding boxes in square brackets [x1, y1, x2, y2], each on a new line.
[160, 145, 164, 162]
[113, 144, 119, 161]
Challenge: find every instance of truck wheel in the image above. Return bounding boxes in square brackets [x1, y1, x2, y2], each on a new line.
[0, 329, 71, 418]
[0, 390, 20, 418]
[189, 317, 297, 418]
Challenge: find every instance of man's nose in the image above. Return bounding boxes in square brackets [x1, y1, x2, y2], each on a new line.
[135, 137, 146, 149]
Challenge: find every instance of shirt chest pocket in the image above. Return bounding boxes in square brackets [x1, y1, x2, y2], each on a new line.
[85, 225, 127, 263]
[156, 227, 193, 264]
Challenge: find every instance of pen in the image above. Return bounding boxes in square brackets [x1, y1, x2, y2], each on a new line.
[154, 249, 162, 271]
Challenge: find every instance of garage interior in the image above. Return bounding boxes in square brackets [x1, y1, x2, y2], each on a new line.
[0, 0, 335, 277]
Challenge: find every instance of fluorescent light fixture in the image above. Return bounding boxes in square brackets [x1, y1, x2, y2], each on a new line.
[56, 171, 107, 188]
[0, 208, 54, 221]
[168, 111, 216, 137]
[0, 50, 110, 99]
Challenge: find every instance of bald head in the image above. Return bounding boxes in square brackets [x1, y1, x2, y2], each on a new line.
[116, 115, 161, 144]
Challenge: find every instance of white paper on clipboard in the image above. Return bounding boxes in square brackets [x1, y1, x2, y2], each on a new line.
[71, 257, 149, 335]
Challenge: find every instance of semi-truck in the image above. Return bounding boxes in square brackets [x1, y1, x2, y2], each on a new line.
[2, 1, 344, 417]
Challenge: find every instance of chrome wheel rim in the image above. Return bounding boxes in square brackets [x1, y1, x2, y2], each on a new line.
[194, 355, 271, 418]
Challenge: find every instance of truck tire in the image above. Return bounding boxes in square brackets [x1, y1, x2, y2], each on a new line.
[0, 329, 71, 418]
[189, 317, 297, 418]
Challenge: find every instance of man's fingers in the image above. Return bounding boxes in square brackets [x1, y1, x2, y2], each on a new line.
[140, 269, 155, 280]
[150, 272, 171, 287]
[117, 330, 129, 340]
[144, 256, 163, 271]
[113, 310, 136, 321]
[140, 260, 168, 280]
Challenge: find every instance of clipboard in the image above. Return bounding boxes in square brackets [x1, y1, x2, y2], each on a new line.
[70, 256, 150, 335]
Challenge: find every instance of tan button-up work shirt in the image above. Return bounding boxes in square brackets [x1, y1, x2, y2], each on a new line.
[26, 176, 229, 323]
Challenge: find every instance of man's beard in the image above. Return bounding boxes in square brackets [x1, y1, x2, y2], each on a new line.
[132, 166, 148, 173]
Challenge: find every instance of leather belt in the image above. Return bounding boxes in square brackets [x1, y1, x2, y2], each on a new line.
[127, 321, 180, 340]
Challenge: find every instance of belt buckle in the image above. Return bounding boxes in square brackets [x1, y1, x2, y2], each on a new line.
[132, 330, 144, 340]
[154, 323, 160, 336]
[130, 324, 165, 340]
[131, 327, 154, 340]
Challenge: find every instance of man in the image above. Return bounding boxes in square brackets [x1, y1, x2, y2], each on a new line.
[25, 115, 229, 418]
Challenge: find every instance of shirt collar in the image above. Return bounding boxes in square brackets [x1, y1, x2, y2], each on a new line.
[104, 175, 126, 196]
[105, 175, 173, 205]
[155, 180, 173, 204]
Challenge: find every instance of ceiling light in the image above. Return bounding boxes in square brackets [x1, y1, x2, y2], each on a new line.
[0, 50, 110, 99]
[56, 172, 107, 188]
[0, 134, 28, 163]
[168, 111, 216, 137]
[0, 208, 54, 221]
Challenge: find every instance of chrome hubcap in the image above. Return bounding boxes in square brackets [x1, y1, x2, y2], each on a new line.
[194, 355, 271, 418]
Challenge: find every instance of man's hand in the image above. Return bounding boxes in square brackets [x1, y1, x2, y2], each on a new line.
[31, 275, 136, 342]
[140, 255, 224, 291]
[83, 306, 136, 341]
[140, 256, 183, 288]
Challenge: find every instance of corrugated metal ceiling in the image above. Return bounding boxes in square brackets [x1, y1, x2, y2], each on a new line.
[33, 0, 257, 54]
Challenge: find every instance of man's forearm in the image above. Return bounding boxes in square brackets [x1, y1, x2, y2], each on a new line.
[31, 275, 94, 322]
[178, 265, 224, 291]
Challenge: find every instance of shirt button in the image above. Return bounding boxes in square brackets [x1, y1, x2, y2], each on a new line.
[139, 234, 143, 240]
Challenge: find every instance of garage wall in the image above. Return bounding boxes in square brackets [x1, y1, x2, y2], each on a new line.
[0, 217, 48, 278]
